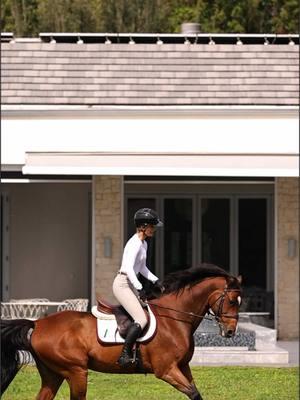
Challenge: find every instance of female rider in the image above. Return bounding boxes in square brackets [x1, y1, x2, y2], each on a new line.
[112, 208, 165, 367]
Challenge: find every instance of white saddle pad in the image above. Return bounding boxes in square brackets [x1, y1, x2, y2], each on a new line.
[91, 304, 157, 344]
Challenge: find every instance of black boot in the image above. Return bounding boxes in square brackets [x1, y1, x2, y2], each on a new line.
[117, 322, 142, 367]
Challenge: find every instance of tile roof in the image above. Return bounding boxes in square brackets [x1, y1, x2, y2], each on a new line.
[2, 42, 299, 106]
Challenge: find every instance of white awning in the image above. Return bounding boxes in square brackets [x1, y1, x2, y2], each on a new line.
[22, 152, 299, 177]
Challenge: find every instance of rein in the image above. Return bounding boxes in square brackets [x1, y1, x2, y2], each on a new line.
[146, 301, 213, 320]
[146, 287, 241, 323]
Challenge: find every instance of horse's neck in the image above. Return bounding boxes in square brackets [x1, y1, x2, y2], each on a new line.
[190, 277, 227, 316]
[171, 277, 226, 318]
[181, 283, 212, 315]
[154, 278, 222, 317]
[151, 280, 222, 337]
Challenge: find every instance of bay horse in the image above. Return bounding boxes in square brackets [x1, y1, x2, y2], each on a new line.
[1, 264, 242, 400]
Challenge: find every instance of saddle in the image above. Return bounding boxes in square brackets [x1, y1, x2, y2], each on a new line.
[96, 299, 149, 338]
[92, 299, 156, 344]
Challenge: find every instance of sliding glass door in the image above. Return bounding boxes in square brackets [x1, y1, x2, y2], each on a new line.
[200, 198, 230, 271]
[126, 190, 273, 313]
[163, 198, 193, 275]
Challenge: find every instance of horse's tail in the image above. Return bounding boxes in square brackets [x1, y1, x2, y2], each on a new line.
[1, 319, 35, 394]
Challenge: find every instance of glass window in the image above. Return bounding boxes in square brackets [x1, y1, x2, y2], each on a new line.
[164, 198, 193, 275]
[238, 199, 267, 289]
[201, 198, 230, 270]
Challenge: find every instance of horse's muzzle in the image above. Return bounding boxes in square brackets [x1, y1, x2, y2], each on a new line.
[220, 325, 236, 338]
[225, 329, 235, 338]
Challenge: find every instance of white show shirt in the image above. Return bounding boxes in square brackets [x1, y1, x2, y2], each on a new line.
[119, 233, 159, 290]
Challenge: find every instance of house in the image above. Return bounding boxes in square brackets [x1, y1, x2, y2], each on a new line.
[1, 32, 299, 340]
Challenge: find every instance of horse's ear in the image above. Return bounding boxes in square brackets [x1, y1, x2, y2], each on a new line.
[237, 275, 242, 284]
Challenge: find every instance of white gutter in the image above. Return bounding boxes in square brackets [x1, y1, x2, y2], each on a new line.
[2, 105, 298, 119]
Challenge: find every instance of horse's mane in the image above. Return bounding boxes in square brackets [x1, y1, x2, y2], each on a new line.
[156, 263, 240, 296]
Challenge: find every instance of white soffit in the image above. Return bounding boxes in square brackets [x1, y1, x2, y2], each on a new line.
[22, 152, 299, 177]
[2, 114, 299, 177]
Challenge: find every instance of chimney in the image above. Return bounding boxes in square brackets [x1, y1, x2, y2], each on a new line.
[181, 23, 200, 35]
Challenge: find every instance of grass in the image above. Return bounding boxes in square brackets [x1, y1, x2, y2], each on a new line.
[2, 366, 299, 400]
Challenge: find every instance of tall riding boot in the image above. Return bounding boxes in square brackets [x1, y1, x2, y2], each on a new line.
[117, 322, 142, 367]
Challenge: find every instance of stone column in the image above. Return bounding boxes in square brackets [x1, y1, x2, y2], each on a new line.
[276, 177, 299, 339]
[94, 176, 123, 303]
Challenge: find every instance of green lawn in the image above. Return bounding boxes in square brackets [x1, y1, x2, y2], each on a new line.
[2, 366, 298, 400]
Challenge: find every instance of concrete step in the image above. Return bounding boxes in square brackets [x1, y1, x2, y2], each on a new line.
[239, 322, 277, 348]
[191, 346, 289, 365]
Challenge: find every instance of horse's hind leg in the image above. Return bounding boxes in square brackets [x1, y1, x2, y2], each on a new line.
[35, 360, 64, 400]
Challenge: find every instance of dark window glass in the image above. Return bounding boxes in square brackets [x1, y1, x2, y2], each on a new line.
[239, 199, 267, 289]
[164, 198, 192, 275]
[201, 198, 230, 270]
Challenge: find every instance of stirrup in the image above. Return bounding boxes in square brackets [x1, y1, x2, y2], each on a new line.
[117, 346, 137, 367]
[117, 354, 135, 367]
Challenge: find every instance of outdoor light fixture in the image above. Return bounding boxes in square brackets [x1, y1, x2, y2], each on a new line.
[105, 37, 112, 44]
[104, 237, 112, 258]
[50, 36, 56, 44]
[184, 37, 191, 45]
[129, 37, 135, 45]
[156, 37, 163, 45]
[77, 36, 84, 44]
[264, 37, 269, 45]
[289, 37, 295, 45]
[287, 238, 297, 258]
[236, 37, 243, 45]
[208, 37, 215, 45]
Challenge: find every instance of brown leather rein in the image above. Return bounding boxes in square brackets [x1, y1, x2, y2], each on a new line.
[146, 287, 241, 322]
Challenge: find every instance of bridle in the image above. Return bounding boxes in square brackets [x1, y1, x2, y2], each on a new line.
[207, 286, 240, 322]
[146, 285, 241, 324]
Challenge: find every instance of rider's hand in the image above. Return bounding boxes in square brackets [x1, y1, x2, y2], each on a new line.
[153, 280, 165, 293]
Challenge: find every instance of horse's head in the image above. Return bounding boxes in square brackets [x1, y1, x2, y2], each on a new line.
[208, 275, 242, 338]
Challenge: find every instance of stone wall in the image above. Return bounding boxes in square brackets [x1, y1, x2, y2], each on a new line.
[276, 177, 299, 339]
[94, 176, 123, 303]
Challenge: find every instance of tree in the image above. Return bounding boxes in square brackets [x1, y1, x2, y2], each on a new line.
[1, 0, 299, 36]
[1, 0, 39, 36]
[270, 0, 299, 33]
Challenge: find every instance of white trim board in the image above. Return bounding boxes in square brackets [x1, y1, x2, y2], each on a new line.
[22, 152, 299, 177]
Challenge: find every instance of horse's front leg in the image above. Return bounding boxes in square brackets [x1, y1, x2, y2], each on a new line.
[157, 363, 203, 400]
[66, 367, 88, 400]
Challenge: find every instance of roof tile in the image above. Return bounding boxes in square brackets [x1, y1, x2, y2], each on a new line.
[2, 42, 298, 105]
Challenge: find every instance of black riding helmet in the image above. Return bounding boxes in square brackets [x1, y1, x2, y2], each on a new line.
[134, 208, 163, 228]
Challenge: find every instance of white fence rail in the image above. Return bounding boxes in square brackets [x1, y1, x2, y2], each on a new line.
[1, 298, 89, 320]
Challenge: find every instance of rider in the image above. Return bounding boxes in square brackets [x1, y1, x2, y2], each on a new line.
[113, 208, 165, 367]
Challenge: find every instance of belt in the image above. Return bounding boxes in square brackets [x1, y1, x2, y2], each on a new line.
[117, 271, 127, 276]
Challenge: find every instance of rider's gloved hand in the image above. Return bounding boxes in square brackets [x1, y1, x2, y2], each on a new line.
[153, 280, 165, 293]
[138, 288, 147, 301]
